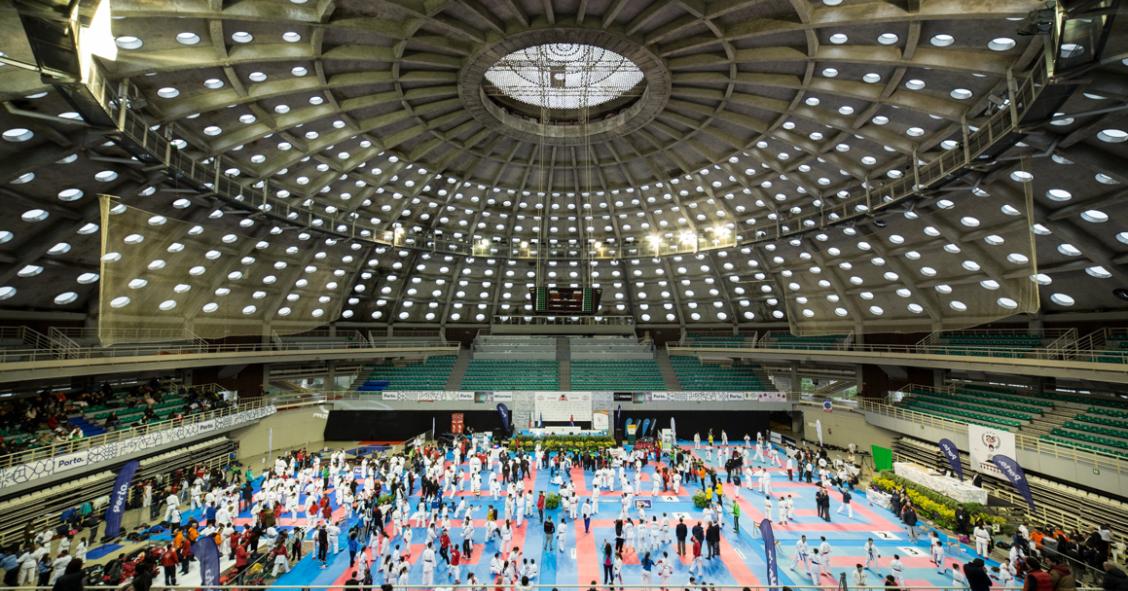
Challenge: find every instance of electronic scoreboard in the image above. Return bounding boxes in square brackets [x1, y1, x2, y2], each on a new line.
[530, 286, 602, 315]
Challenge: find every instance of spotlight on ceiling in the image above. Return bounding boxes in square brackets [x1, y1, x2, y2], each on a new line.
[872, 217, 887, 229]
[1113, 288, 1128, 302]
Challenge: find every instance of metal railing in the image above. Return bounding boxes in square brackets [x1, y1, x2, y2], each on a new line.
[665, 338, 1128, 367]
[860, 400, 1126, 474]
[492, 315, 637, 326]
[0, 337, 460, 364]
[0, 397, 272, 470]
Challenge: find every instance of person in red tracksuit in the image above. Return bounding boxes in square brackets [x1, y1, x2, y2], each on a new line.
[160, 546, 178, 586]
[234, 543, 249, 574]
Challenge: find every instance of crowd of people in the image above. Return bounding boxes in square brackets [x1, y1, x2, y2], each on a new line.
[1, 429, 1125, 591]
[0, 379, 229, 456]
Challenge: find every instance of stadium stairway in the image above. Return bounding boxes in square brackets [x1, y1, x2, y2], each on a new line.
[655, 348, 681, 390]
[445, 348, 473, 390]
[557, 336, 571, 391]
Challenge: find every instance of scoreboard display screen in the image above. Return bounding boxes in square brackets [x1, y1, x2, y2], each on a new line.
[531, 286, 602, 315]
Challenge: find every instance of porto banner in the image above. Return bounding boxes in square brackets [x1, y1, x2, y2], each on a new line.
[104, 459, 140, 539]
[193, 533, 221, 590]
[496, 403, 511, 434]
[991, 454, 1036, 512]
[614, 404, 622, 428]
[759, 518, 779, 588]
[938, 438, 964, 481]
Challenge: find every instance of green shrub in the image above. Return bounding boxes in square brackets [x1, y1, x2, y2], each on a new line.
[510, 434, 618, 452]
[692, 490, 710, 509]
[871, 471, 1007, 532]
[544, 493, 561, 510]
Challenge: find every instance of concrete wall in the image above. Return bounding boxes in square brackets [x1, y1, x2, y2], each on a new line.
[799, 407, 897, 450]
[230, 405, 329, 462]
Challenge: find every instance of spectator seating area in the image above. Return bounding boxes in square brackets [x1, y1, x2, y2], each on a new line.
[473, 335, 556, 360]
[761, 332, 846, 350]
[569, 336, 653, 360]
[570, 359, 666, 390]
[460, 359, 560, 390]
[899, 382, 1128, 458]
[1047, 404, 1128, 458]
[683, 335, 752, 347]
[356, 355, 457, 392]
[668, 355, 772, 391]
[934, 331, 1044, 356]
[0, 379, 226, 457]
[901, 386, 1038, 430]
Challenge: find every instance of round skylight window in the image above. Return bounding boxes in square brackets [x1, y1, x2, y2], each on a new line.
[484, 43, 643, 110]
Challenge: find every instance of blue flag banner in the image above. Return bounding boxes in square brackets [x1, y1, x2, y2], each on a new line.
[938, 438, 964, 481]
[649, 417, 658, 436]
[496, 403, 511, 434]
[991, 454, 1035, 511]
[640, 418, 651, 437]
[104, 459, 140, 539]
[193, 534, 221, 590]
[759, 518, 779, 588]
[614, 404, 622, 428]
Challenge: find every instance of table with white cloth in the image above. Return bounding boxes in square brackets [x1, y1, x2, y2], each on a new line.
[868, 489, 892, 510]
[893, 461, 988, 504]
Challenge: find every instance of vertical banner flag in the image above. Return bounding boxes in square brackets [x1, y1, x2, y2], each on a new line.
[614, 404, 622, 428]
[815, 419, 824, 446]
[670, 417, 677, 440]
[938, 438, 964, 481]
[649, 417, 658, 436]
[496, 403, 511, 434]
[760, 518, 779, 588]
[193, 534, 221, 590]
[104, 459, 140, 539]
[640, 418, 651, 438]
[991, 454, 1036, 511]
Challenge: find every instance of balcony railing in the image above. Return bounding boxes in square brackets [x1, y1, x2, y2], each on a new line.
[859, 400, 1126, 475]
[0, 337, 460, 364]
[0, 397, 273, 470]
[666, 339, 1128, 366]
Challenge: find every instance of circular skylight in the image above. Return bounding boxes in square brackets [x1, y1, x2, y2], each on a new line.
[988, 37, 1016, 51]
[930, 34, 955, 47]
[1050, 293, 1075, 306]
[3, 128, 33, 142]
[115, 36, 143, 50]
[1098, 128, 1127, 143]
[484, 43, 644, 110]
